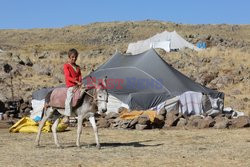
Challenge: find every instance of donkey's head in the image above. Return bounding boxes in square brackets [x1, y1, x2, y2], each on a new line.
[94, 77, 108, 114]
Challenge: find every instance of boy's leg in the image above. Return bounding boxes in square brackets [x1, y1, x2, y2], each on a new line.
[65, 87, 74, 116]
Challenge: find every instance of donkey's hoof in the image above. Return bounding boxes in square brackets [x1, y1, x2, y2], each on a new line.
[35, 145, 41, 148]
[96, 144, 101, 150]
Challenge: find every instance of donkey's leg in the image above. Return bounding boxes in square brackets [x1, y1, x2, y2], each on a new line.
[51, 117, 61, 148]
[76, 115, 84, 148]
[35, 108, 53, 147]
[89, 116, 101, 149]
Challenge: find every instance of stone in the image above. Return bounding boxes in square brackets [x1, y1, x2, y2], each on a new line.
[158, 108, 166, 116]
[176, 118, 187, 127]
[138, 114, 150, 125]
[135, 124, 148, 130]
[105, 112, 119, 119]
[120, 120, 131, 129]
[187, 115, 203, 128]
[165, 112, 179, 127]
[3, 63, 13, 73]
[167, 108, 179, 116]
[243, 97, 249, 102]
[24, 108, 31, 116]
[214, 117, 229, 129]
[118, 107, 128, 113]
[231, 89, 242, 95]
[198, 116, 215, 128]
[0, 94, 8, 102]
[231, 116, 250, 128]
[20, 103, 28, 111]
[97, 118, 110, 128]
[153, 115, 165, 128]
[155, 114, 165, 121]
[23, 57, 33, 66]
[129, 117, 138, 128]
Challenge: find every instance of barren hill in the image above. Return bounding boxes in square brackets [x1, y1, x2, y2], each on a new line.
[0, 20, 249, 114]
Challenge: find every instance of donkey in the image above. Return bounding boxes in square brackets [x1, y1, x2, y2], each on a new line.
[35, 78, 108, 149]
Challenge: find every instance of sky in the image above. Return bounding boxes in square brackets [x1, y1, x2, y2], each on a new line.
[0, 0, 249, 29]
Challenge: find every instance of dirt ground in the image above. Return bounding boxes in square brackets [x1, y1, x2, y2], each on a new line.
[0, 127, 250, 167]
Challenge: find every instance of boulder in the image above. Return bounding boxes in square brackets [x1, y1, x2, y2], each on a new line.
[158, 107, 166, 116]
[165, 112, 179, 127]
[153, 115, 165, 128]
[24, 108, 31, 116]
[214, 117, 229, 129]
[231, 89, 242, 95]
[97, 118, 110, 128]
[120, 120, 131, 129]
[138, 114, 150, 125]
[110, 117, 121, 128]
[186, 115, 203, 128]
[129, 117, 138, 128]
[105, 112, 119, 119]
[0, 94, 8, 103]
[198, 116, 215, 128]
[23, 57, 33, 66]
[20, 103, 28, 111]
[176, 118, 187, 127]
[3, 63, 13, 73]
[118, 107, 129, 113]
[231, 116, 250, 128]
[135, 124, 148, 130]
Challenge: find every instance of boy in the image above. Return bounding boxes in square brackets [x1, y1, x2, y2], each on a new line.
[64, 48, 82, 117]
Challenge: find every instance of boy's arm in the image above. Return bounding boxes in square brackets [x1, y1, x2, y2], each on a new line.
[64, 64, 77, 83]
[78, 69, 82, 83]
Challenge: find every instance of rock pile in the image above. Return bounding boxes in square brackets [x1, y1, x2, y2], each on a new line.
[92, 108, 250, 130]
[0, 97, 32, 123]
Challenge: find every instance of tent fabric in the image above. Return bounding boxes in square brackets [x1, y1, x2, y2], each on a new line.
[107, 94, 129, 113]
[127, 31, 200, 54]
[83, 49, 223, 110]
[179, 91, 203, 115]
[150, 41, 170, 52]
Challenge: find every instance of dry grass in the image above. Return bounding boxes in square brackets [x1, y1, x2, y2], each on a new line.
[1, 128, 250, 167]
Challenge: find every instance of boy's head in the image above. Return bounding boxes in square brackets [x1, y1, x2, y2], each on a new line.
[68, 48, 78, 64]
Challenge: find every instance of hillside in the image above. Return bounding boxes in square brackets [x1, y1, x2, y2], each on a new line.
[0, 20, 249, 114]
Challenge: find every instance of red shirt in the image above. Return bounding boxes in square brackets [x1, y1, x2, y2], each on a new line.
[63, 63, 82, 88]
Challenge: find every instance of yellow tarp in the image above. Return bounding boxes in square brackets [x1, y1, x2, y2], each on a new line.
[120, 110, 156, 122]
[9, 117, 68, 133]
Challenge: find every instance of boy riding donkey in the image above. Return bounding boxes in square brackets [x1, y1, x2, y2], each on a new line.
[63, 48, 82, 123]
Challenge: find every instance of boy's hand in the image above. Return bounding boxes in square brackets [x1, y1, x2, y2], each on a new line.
[76, 81, 82, 86]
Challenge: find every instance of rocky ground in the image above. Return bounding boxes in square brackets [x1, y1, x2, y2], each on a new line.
[0, 20, 249, 117]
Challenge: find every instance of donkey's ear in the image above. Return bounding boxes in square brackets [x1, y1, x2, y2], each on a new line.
[102, 76, 107, 87]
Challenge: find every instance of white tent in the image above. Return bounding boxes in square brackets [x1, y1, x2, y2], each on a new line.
[127, 31, 201, 54]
